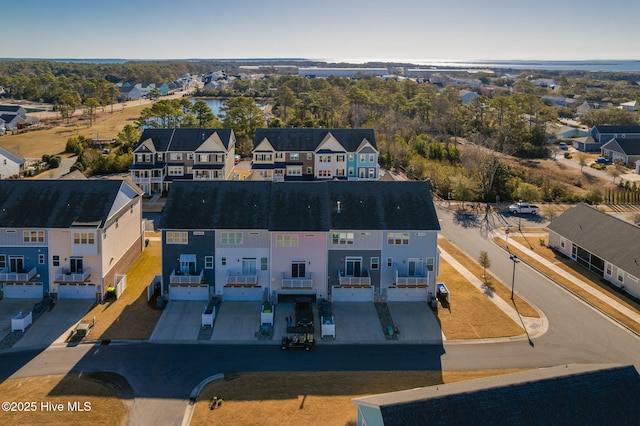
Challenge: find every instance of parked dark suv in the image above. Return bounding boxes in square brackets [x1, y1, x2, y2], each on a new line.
[295, 297, 314, 328]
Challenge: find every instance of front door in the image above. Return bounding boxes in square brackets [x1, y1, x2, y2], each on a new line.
[345, 257, 362, 277]
[408, 258, 423, 276]
[242, 258, 257, 276]
[70, 257, 83, 273]
[291, 260, 306, 278]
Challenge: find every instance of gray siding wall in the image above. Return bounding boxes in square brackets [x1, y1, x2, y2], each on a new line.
[161, 230, 215, 294]
[327, 249, 381, 293]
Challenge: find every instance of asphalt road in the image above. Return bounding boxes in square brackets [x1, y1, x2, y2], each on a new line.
[1, 205, 639, 423]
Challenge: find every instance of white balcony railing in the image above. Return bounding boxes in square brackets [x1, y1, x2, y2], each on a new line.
[393, 266, 428, 286]
[338, 270, 371, 286]
[55, 267, 92, 283]
[0, 266, 38, 282]
[282, 272, 313, 289]
[226, 274, 258, 285]
[170, 269, 204, 284]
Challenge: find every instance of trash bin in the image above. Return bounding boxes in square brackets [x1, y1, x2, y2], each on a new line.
[156, 296, 166, 309]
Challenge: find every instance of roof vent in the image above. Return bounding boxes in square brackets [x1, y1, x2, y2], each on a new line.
[337, 201, 341, 214]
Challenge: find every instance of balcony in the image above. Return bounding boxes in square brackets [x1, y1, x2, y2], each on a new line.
[393, 266, 428, 286]
[282, 272, 313, 289]
[226, 273, 258, 286]
[170, 269, 204, 285]
[338, 270, 371, 286]
[0, 266, 38, 283]
[54, 267, 92, 283]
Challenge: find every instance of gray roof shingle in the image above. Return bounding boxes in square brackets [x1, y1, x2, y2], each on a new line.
[254, 128, 376, 152]
[137, 128, 235, 152]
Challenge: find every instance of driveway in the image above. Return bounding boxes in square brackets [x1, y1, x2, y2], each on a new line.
[12, 299, 94, 349]
[211, 301, 262, 342]
[150, 301, 208, 341]
[388, 302, 443, 343]
[332, 302, 386, 343]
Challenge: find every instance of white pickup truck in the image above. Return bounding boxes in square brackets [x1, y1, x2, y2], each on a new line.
[508, 202, 540, 214]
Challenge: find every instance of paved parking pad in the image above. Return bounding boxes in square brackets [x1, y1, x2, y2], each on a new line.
[150, 301, 205, 341]
[331, 302, 386, 343]
[0, 299, 37, 340]
[388, 302, 443, 343]
[211, 301, 263, 342]
[13, 300, 94, 349]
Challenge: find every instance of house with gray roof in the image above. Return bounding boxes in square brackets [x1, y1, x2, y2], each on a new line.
[129, 128, 236, 194]
[575, 125, 640, 153]
[352, 364, 640, 426]
[251, 128, 379, 181]
[601, 137, 640, 169]
[0, 113, 26, 132]
[157, 180, 439, 303]
[0, 105, 27, 119]
[0, 179, 144, 300]
[0, 146, 25, 179]
[547, 204, 640, 298]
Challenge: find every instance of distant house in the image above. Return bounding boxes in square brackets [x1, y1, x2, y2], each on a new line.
[352, 364, 640, 426]
[600, 137, 640, 168]
[0, 117, 5, 135]
[118, 86, 142, 101]
[0, 105, 27, 119]
[547, 204, 640, 298]
[541, 95, 567, 107]
[0, 179, 144, 300]
[251, 128, 379, 181]
[549, 125, 588, 141]
[129, 128, 237, 194]
[573, 125, 640, 152]
[459, 89, 479, 104]
[620, 100, 638, 112]
[298, 68, 388, 78]
[0, 113, 26, 131]
[532, 78, 557, 89]
[0, 146, 25, 179]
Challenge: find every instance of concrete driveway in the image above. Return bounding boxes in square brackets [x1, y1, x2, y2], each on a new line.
[0, 299, 37, 340]
[332, 302, 386, 343]
[388, 302, 443, 343]
[211, 301, 262, 342]
[12, 299, 94, 349]
[150, 301, 208, 341]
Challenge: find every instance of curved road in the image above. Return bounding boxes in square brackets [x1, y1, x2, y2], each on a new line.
[1, 205, 639, 424]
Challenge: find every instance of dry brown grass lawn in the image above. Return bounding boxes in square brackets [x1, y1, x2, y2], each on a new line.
[0, 374, 128, 426]
[498, 236, 640, 334]
[191, 370, 525, 426]
[0, 103, 148, 158]
[438, 238, 540, 318]
[79, 239, 162, 341]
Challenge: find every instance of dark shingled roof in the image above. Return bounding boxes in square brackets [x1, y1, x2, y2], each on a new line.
[593, 124, 640, 134]
[254, 128, 376, 152]
[137, 128, 235, 152]
[601, 137, 640, 155]
[547, 204, 640, 277]
[355, 364, 640, 426]
[0, 180, 125, 228]
[159, 181, 439, 232]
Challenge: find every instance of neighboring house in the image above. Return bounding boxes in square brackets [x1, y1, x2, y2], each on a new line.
[0, 113, 26, 131]
[0, 105, 27, 119]
[541, 94, 567, 107]
[298, 68, 388, 78]
[0, 146, 25, 179]
[251, 128, 379, 181]
[136, 82, 170, 97]
[620, 100, 638, 112]
[548, 125, 588, 141]
[0, 117, 5, 135]
[0, 179, 144, 300]
[157, 180, 440, 303]
[118, 86, 142, 101]
[547, 204, 640, 298]
[532, 78, 557, 89]
[574, 125, 640, 152]
[130, 128, 236, 194]
[352, 364, 640, 426]
[600, 137, 640, 168]
[576, 100, 611, 116]
[459, 89, 479, 104]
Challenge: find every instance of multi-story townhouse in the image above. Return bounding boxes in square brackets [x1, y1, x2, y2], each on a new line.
[0, 179, 144, 300]
[158, 180, 440, 304]
[130, 128, 236, 195]
[251, 128, 379, 181]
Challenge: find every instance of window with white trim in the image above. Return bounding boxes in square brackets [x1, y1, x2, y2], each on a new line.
[387, 232, 409, 245]
[387, 257, 393, 267]
[426, 257, 435, 272]
[371, 257, 379, 270]
[332, 232, 354, 245]
[168, 166, 183, 176]
[39, 254, 45, 264]
[170, 153, 182, 161]
[52, 255, 59, 267]
[73, 232, 95, 245]
[23, 230, 45, 243]
[276, 234, 298, 247]
[336, 154, 345, 162]
[618, 270, 624, 282]
[166, 231, 188, 244]
[606, 263, 612, 275]
[261, 257, 268, 271]
[221, 257, 227, 266]
[290, 153, 299, 160]
[221, 232, 243, 245]
[204, 256, 214, 269]
[0, 254, 5, 269]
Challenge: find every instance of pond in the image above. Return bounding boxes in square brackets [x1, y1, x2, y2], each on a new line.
[191, 98, 267, 119]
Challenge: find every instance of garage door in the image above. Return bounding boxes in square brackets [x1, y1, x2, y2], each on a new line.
[170, 284, 209, 301]
[3, 283, 43, 299]
[58, 283, 97, 299]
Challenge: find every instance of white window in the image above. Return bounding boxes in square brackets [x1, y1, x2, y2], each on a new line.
[348, 153, 354, 161]
[221, 232, 243, 245]
[242, 258, 257, 275]
[290, 153, 299, 160]
[166, 231, 188, 244]
[73, 232, 95, 245]
[387, 257, 393, 267]
[187, 153, 194, 160]
[360, 154, 365, 162]
[369, 154, 375, 162]
[306, 167, 312, 174]
[286, 166, 302, 176]
[205, 256, 214, 269]
[332, 232, 354, 245]
[0, 254, 5, 269]
[275, 152, 284, 160]
[52, 255, 59, 267]
[426, 257, 435, 271]
[170, 153, 182, 161]
[336, 154, 345, 162]
[39, 254, 45, 264]
[221, 257, 227, 266]
[387, 232, 409, 245]
[199, 154, 209, 162]
[605, 263, 612, 275]
[23, 230, 45, 243]
[255, 153, 272, 162]
[368, 168, 375, 178]
[168, 166, 183, 176]
[307, 153, 313, 160]
[618, 270, 624, 282]
[276, 234, 298, 247]
[261, 257, 268, 271]
[371, 257, 379, 270]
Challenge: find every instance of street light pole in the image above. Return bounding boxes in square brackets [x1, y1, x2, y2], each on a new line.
[510, 254, 519, 300]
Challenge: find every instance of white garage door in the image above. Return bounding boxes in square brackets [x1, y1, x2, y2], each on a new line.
[3, 283, 43, 299]
[170, 284, 209, 301]
[58, 283, 96, 299]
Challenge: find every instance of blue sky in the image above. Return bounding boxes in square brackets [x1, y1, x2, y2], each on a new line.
[3, 0, 639, 61]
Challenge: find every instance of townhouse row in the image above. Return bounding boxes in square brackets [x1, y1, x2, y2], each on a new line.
[130, 127, 380, 194]
[0, 179, 144, 300]
[158, 180, 440, 303]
